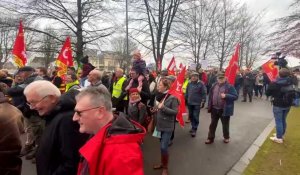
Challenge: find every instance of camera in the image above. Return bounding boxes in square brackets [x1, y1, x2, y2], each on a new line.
[272, 52, 288, 69]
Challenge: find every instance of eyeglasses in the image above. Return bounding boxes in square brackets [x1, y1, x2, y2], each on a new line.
[74, 106, 101, 117]
[26, 95, 49, 108]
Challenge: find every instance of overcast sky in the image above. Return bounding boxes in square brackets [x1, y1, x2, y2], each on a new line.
[239, 0, 300, 67]
[241, 0, 294, 24]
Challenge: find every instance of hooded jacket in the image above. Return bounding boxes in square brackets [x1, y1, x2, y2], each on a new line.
[36, 90, 89, 175]
[266, 77, 294, 108]
[77, 113, 146, 175]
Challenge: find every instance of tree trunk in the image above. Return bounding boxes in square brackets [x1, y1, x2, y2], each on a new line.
[76, 0, 84, 63]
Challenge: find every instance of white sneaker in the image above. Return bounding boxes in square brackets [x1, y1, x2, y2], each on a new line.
[270, 136, 283, 144]
[272, 133, 285, 140]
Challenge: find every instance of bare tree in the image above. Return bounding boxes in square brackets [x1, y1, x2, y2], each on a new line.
[0, 0, 114, 62]
[0, 17, 40, 68]
[211, 0, 240, 70]
[174, 0, 219, 70]
[110, 36, 137, 72]
[38, 27, 60, 68]
[237, 5, 266, 68]
[266, 0, 300, 58]
[128, 0, 185, 70]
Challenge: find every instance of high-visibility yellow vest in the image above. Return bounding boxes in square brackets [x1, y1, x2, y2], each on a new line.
[182, 79, 189, 94]
[112, 77, 127, 100]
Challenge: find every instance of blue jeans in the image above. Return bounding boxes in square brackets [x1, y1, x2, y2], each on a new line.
[188, 105, 201, 131]
[273, 106, 290, 138]
[160, 131, 173, 155]
[235, 85, 241, 97]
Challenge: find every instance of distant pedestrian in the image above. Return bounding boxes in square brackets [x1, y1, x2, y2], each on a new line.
[242, 69, 255, 102]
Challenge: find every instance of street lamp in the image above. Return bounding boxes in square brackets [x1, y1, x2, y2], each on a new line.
[126, 0, 129, 64]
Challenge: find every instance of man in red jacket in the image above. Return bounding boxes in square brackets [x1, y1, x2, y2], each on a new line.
[73, 86, 146, 175]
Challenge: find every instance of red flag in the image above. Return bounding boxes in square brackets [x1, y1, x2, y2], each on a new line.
[12, 20, 27, 67]
[179, 63, 183, 70]
[167, 57, 176, 75]
[168, 66, 186, 127]
[262, 59, 278, 82]
[225, 43, 240, 85]
[56, 37, 73, 77]
[157, 56, 162, 72]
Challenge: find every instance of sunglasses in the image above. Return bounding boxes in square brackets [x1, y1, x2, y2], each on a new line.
[74, 106, 101, 117]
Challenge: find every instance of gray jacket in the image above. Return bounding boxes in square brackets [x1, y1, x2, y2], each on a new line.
[185, 80, 206, 105]
[128, 102, 146, 125]
[156, 95, 179, 132]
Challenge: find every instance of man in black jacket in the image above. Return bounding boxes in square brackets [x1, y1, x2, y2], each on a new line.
[24, 80, 88, 175]
[125, 69, 151, 105]
[7, 66, 44, 160]
[242, 69, 255, 102]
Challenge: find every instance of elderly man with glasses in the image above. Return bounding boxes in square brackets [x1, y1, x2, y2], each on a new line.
[73, 87, 146, 175]
[24, 80, 88, 175]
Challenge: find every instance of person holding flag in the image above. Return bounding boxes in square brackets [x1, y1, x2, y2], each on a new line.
[152, 78, 179, 175]
[205, 72, 238, 144]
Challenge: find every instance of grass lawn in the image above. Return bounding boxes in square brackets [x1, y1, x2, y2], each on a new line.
[243, 107, 300, 175]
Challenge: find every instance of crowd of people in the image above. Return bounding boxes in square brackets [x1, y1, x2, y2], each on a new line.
[0, 51, 299, 175]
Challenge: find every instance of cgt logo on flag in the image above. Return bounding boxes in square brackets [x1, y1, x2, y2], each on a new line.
[56, 36, 73, 77]
[262, 59, 278, 82]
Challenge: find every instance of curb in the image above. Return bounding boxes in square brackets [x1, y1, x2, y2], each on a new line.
[226, 119, 275, 175]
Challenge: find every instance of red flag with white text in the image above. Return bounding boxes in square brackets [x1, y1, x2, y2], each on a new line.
[262, 59, 278, 82]
[56, 37, 73, 77]
[225, 43, 240, 85]
[12, 20, 27, 67]
[168, 66, 186, 127]
[167, 57, 176, 75]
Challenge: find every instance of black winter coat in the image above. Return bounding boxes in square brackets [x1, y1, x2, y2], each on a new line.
[266, 77, 294, 108]
[7, 74, 43, 118]
[36, 90, 89, 175]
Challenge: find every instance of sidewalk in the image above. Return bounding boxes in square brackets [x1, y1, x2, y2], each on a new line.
[243, 107, 300, 175]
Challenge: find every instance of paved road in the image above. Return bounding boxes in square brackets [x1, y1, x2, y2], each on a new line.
[21, 97, 273, 175]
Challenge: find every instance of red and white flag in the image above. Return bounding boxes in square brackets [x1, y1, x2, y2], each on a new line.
[167, 56, 176, 75]
[168, 66, 186, 127]
[12, 20, 27, 67]
[225, 43, 240, 85]
[56, 36, 73, 77]
[262, 59, 278, 82]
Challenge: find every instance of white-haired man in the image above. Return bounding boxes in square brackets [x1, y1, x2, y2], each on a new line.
[111, 68, 127, 112]
[24, 80, 88, 175]
[87, 69, 109, 93]
[73, 87, 146, 175]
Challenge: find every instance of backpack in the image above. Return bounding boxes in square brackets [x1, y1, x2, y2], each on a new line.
[280, 85, 299, 107]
